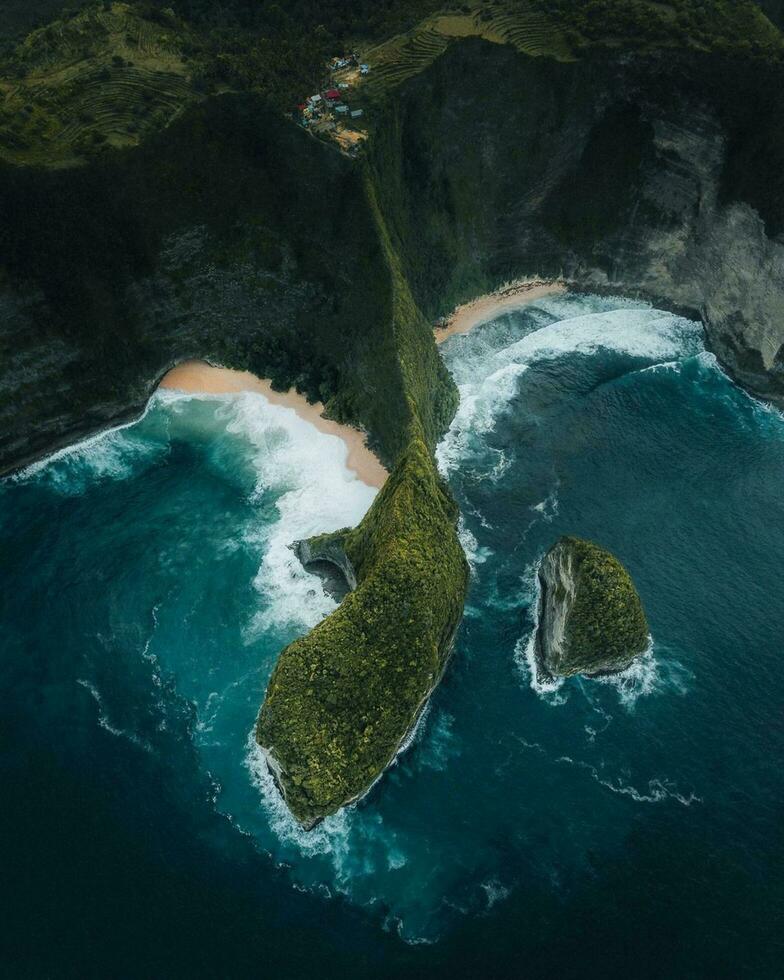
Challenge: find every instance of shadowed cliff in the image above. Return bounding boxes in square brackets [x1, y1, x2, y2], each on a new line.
[368, 38, 784, 402]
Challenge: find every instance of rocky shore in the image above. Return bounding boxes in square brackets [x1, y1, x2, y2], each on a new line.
[534, 537, 649, 680]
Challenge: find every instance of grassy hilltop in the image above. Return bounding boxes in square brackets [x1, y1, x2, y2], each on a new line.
[0, 3, 203, 166]
[4, 1, 782, 168]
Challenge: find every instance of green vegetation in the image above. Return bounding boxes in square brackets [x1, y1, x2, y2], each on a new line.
[0, 3, 200, 166]
[255, 163, 467, 829]
[257, 428, 467, 827]
[532, 0, 784, 59]
[0, 84, 468, 825]
[3, 0, 783, 167]
[560, 537, 649, 676]
[361, 3, 573, 101]
[3, 0, 782, 826]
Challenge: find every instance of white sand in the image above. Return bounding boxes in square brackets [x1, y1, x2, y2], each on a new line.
[158, 360, 388, 489]
[435, 279, 565, 343]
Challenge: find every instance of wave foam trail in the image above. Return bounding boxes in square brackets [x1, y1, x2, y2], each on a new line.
[76, 679, 152, 751]
[554, 754, 702, 806]
[499, 306, 702, 366]
[513, 558, 567, 702]
[218, 393, 377, 634]
[513, 561, 665, 709]
[437, 298, 704, 474]
[516, 736, 700, 807]
[591, 641, 660, 709]
[457, 516, 491, 572]
[13, 399, 165, 493]
[245, 732, 412, 895]
[244, 732, 354, 863]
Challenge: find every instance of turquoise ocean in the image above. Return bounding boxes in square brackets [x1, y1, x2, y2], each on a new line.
[2, 293, 782, 977]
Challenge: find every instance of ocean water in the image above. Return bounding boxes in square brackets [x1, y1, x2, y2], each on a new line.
[3, 293, 783, 978]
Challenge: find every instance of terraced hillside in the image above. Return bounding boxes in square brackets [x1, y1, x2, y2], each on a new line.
[362, 2, 574, 99]
[0, 3, 201, 166]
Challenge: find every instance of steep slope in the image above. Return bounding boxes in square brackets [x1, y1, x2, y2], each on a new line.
[0, 3, 203, 167]
[368, 39, 784, 402]
[0, 91, 467, 827]
[534, 537, 649, 679]
[0, 96, 418, 471]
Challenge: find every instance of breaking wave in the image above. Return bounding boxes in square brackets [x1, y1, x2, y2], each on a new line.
[437, 296, 704, 475]
[219, 392, 376, 633]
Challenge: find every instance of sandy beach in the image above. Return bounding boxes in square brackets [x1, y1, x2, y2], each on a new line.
[434, 279, 565, 343]
[158, 361, 388, 489]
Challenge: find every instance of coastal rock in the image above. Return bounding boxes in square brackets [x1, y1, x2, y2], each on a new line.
[293, 529, 357, 600]
[256, 437, 468, 830]
[534, 537, 649, 679]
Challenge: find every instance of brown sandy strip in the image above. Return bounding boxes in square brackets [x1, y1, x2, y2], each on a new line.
[435, 280, 566, 344]
[158, 360, 388, 489]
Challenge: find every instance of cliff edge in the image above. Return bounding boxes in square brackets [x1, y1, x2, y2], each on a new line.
[535, 537, 649, 679]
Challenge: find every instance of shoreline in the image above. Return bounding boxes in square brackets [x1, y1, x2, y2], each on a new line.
[434, 278, 566, 343]
[158, 360, 389, 489]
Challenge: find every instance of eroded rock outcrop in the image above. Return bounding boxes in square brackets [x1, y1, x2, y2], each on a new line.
[293, 530, 357, 600]
[534, 537, 649, 679]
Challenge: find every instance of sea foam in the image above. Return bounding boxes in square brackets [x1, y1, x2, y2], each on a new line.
[217, 391, 377, 633]
[437, 298, 704, 475]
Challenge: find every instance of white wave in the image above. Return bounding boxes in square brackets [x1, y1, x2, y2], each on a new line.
[436, 362, 528, 475]
[11, 396, 160, 486]
[590, 640, 659, 709]
[514, 630, 567, 703]
[480, 878, 512, 910]
[554, 754, 701, 806]
[244, 731, 355, 862]
[465, 500, 493, 530]
[200, 392, 378, 635]
[514, 556, 665, 709]
[457, 516, 491, 572]
[394, 702, 432, 760]
[513, 558, 568, 703]
[13, 419, 165, 493]
[76, 678, 152, 752]
[488, 447, 512, 483]
[437, 298, 704, 473]
[516, 734, 700, 806]
[12, 385, 376, 634]
[499, 306, 701, 366]
[531, 488, 559, 523]
[229, 394, 376, 633]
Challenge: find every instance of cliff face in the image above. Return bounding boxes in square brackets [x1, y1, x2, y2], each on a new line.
[0, 96, 430, 474]
[4, 42, 783, 467]
[258, 432, 468, 828]
[535, 537, 649, 679]
[0, 92, 468, 828]
[757, 0, 784, 30]
[369, 40, 784, 402]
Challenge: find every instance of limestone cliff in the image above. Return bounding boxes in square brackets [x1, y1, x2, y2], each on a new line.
[369, 41, 784, 404]
[535, 537, 649, 679]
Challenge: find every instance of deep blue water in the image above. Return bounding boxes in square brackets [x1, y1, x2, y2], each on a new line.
[2, 293, 783, 978]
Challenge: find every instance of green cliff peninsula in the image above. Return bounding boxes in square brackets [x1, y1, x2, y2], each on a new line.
[535, 537, 649, 679]
[258, 436, 467, 827]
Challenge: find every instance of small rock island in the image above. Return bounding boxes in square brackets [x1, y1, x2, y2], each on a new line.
[534, 537, 649, 679]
